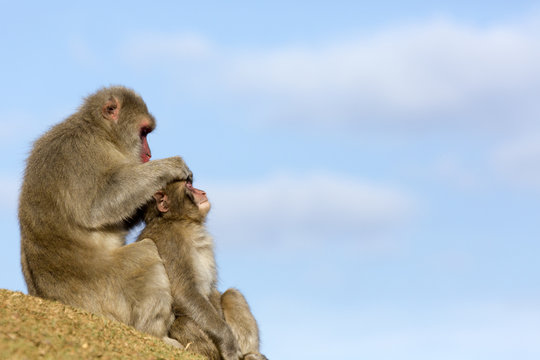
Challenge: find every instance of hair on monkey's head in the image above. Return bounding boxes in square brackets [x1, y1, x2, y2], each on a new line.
[76, 86, 157, 163]
[80, 86, 152, 123]
[144, 180, 210, 224]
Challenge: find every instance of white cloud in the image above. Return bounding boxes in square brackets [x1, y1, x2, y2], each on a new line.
[118, 15, 540, 132]
[493, 134, 540, 189]
[224, 18, 540, 130]
[203, 173, 416, 249]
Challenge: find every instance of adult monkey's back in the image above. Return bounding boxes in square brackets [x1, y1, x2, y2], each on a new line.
[19, 86, 191, 345]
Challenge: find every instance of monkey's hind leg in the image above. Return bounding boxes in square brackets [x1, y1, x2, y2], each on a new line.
[221, 289, 267, 359]
[114, 239, 175, 338]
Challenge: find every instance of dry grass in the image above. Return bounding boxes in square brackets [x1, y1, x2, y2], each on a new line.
[0, 289, 205, 360]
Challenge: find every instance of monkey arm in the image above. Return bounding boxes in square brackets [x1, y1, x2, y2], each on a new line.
[152, 232, 241, 360]
[86, 157, 191, 228]
[174, 288, 242, 359]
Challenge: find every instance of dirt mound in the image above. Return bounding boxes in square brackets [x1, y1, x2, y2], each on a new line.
[0, 289, 204, 360]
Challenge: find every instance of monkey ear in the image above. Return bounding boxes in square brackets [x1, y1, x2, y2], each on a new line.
[102, 97, 120, 122]
[153, 191, 170, 213]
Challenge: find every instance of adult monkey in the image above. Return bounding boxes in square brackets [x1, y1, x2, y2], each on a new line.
[19, 86, 191, 346]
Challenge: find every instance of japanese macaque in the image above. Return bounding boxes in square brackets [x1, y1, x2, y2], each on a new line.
[19, 86, 192, 346]
[138, 181, 267, 360]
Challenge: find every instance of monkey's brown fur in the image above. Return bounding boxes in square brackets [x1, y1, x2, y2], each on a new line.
[138, 181, 266, 360]
[19, 86, 192, 344]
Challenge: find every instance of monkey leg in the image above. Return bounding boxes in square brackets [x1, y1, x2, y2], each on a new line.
[112, 239, 175, 338]
[221, 288, 261, 356]
[169, 315, 220, 360]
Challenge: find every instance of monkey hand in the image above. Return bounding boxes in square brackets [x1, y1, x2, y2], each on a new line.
[167, 156, 193, 183]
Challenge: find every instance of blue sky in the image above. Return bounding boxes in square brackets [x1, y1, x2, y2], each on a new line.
[2, 1, 540, 359]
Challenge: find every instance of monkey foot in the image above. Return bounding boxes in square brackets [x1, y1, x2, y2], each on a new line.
[162, 336, 184, 349]
[243, 353, 268, 360]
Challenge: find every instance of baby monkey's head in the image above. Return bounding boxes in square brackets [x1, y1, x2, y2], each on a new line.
[144, 180, 211, 224]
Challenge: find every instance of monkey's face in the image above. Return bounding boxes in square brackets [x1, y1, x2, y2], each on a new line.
[138, 124, 153, 163]
[148, 181, 211, 223]
[185, 182, 211, 216]
[100, 89, 156, 163]
[118, 113, 155, 164]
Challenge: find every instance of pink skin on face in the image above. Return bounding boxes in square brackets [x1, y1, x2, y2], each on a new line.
[140, 126, 152, 163]
[186, 182, 211, 214]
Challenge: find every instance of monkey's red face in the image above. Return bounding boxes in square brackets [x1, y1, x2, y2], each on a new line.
[186, 182, 211, 215]
[139, 125, 152, 163]
[101, 95, 155, 163]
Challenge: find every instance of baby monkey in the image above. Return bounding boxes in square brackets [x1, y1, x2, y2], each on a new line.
[138, 180, 267, 360]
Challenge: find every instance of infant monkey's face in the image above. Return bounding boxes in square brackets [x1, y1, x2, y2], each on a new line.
[184, 181, 211, 216]
[150, 180, 211, 222]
